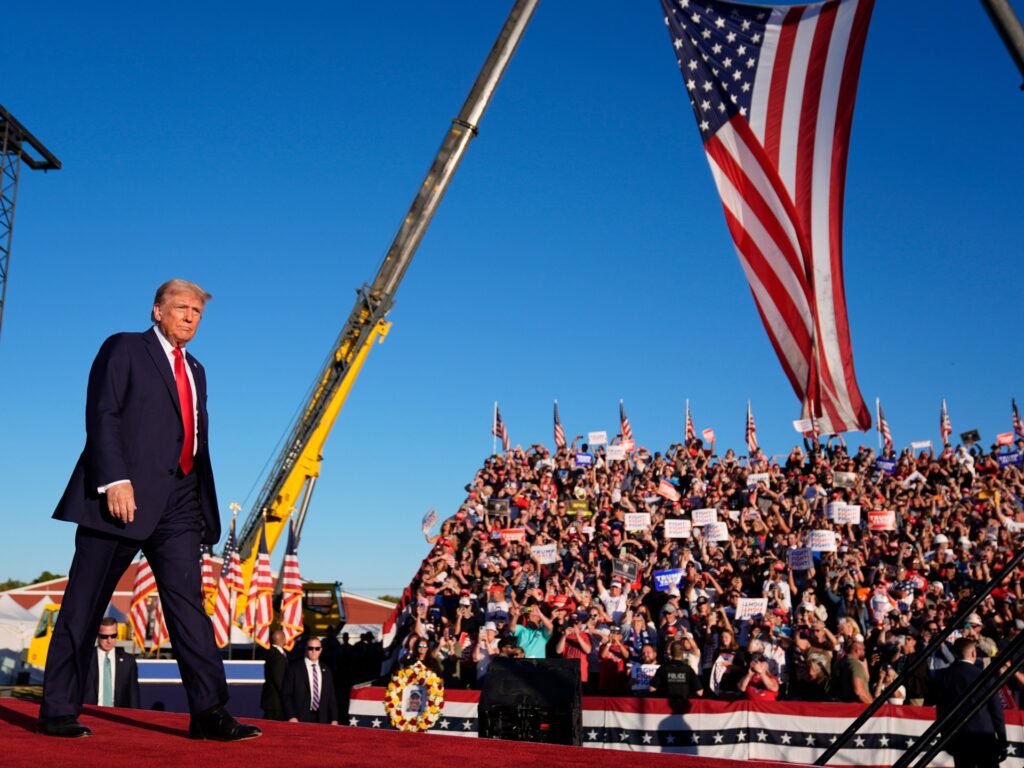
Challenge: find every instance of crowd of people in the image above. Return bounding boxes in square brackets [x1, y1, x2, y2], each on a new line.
[386, 433, 1024, 706]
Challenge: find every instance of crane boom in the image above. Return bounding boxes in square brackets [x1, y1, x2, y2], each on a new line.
[235, 0, 540, 586]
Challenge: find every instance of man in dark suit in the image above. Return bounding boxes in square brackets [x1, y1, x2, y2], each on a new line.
[283, 638, 339, 724]
[936, 637, 1007, 768]
[38, 279, 260, 742]
[261, 629, 289, 720]
[82, 617, 139, 708]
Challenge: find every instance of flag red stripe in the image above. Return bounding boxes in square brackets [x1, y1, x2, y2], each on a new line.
[764, 8, 803, 167]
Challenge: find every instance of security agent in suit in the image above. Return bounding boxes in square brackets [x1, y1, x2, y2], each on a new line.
[283, 638, 339, 724]
[82, 617, 139, 709]
[261, 629, 289, 720]
[38, 280, 259, 742]
[936, 637, 1007, 768]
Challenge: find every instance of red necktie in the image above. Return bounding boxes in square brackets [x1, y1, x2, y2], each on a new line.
[173, 349, 194, 475]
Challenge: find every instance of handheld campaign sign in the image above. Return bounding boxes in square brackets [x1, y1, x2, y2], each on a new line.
[746, 472, 770, 488]
[657, 479, 681, 502]
[808, 530, 838, 552]
[833, 471, 857, 489]
[421, 507, 439, 534]
[960, 429, 981, 445]
[734, 597, 768, 621]
[692, 508, 718, 527]
[793, 418, 814, 433]
[619, 439, 635, 451]
[605, 445, 627, 461]
[788, 547, 813, 570]
[998, 451, 1022, 468]
[624, 512, 652, 531]
[835, 504, 861, 525]
[653, 568, 684, 592]
[702, 428, 716, 443]
[575, 452, 594, 467]
[875, 458, 897, 474]
[567, 500, 591, 517]
[496, 528, 527, 543]
[612, 559, 638, 584]
[867, 510, 896, 531]
[663, 519, 692, 539]
[531, 544, 559, 565]
[588, 431, 608, 446]
[703, 521, 729, 542]
[489, 499, 510, 516]
[910, 440, 932, 451]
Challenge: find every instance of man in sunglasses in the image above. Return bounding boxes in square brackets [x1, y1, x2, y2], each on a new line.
[81, 617, 139, 709]
[282, 638, 338, 725]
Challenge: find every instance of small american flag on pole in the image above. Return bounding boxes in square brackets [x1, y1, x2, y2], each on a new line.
[279, 521, 304, 651]
[129, 555, 156, 650]
[619, 401, 634, 443]
[1013, 398, 1024, 441]
[877, 399, 893, 453]
[685, 400, 696, 443]
[553, 400, 567, 449]
[660, 0, 874, 434]
[745, 401, 759, 453]
[150, 596, 170, 653]
[492, 403, 510, 453]
[201, 544, 216, 608]
[940, 399, 952, 446]
[212, 516, 244, 649]
[239, 518, 275, 649]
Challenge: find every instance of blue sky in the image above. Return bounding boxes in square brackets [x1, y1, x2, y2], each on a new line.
[2, 2, 1022, 596]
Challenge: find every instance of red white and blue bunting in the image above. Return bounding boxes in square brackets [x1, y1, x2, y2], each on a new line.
[349, 689, 1024, 767]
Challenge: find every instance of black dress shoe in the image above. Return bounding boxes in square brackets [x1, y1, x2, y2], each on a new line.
[189, 706, 262, 741]
[38, 716, 92, 738]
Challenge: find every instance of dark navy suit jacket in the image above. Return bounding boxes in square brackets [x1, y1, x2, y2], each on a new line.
[936, 659, 1007, 743]
[82, 647, 140, 708]
[53, 328, 220, 545]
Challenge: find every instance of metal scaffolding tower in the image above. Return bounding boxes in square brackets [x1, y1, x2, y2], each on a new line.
[0, 105, 61, 340]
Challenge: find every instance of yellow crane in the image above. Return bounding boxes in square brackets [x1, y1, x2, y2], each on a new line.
[233, 0, 540, 606]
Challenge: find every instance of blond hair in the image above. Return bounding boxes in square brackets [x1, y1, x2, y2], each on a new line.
[151, 279, 212, 321]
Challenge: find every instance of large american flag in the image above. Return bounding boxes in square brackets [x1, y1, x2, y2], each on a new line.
[661, 0, 874, 434]
[241, 519, 274, 649]
[745, 400, 759, 453]
[212, 517, 244, 649]
[129, 555, 156, 650]
[201, 543, 216, 614]
[492, 403, 510, 453]
[877, 398, 893, 453]
[685, 400, 697, 443]
[940, 399, 952, 446]
[279, 522, 304, 651]
[1013, 398, 1024, 441]
[553, 400, 567, 449]
[619, 400, 634, 443]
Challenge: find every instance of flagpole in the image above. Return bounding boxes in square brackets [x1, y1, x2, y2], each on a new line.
[492, 401, 497, 456]
[685, 398, 689, 441]
[876, 398, 882, 450]
[227, 503, 240, 660]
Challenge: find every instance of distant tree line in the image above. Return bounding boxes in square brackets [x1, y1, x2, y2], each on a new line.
[0, 571, 66, 592]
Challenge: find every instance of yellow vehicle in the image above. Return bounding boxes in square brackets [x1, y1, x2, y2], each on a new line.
[24, 603, 131, 673]
[297, 582, 346, 637]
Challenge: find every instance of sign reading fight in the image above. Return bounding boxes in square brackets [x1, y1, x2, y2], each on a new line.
[575, 452, 594, 467]
[788, 547, 814, 570]
[530, 543, 558, 565]
[664, 519, 692, 539]
[734, 597, 768, 621]
[808, 529, 838, 552]
[625, 512, 651, 531]
[588, 431, 608, 446]
[827, 502, 861, 525]
[653, 568, 685, 592]
[867, 510, 897, 531]
[692, 508, 718, 526]
[703, 521, 729, 542]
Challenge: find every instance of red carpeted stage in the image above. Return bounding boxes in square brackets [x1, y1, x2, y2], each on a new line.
[0, 698, 798, 768]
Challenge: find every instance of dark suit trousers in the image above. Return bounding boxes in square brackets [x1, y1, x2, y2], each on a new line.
[41, 472, 228, 718]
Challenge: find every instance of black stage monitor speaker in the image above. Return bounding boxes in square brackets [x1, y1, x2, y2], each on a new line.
[478, 657, 582, 746]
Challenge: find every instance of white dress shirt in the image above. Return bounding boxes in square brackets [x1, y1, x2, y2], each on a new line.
[98, 325, 198, 493]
